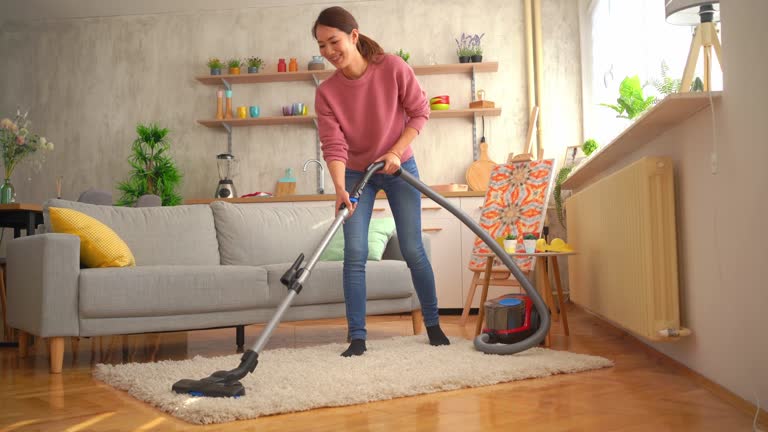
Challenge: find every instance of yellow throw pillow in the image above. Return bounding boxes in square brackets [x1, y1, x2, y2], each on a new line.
[49, 207, 136, 268]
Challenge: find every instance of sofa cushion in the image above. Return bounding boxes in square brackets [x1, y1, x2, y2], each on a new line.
[260, 260, 414, 307]
[319, 217, 396, 261]
[49, 207, 136, 268]
[79, 265, 268, 318]
[211, 201, 337, 266]
[43, 199, 220, 266]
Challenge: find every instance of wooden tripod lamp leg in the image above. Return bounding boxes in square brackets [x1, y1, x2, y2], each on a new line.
[681, 24, 703, 92]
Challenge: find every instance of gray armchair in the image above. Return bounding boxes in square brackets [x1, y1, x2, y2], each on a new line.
[77, 189, 112, 205]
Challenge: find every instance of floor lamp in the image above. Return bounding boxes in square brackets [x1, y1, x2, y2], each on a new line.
[665, 0, 722, 92]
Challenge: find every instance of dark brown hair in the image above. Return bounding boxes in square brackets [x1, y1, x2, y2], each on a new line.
[312, 6, 384, 63]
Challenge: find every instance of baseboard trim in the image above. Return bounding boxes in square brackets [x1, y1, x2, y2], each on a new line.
[573, 303, 767, 428]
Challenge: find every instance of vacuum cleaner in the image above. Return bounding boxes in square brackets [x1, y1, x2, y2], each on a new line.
[172, 161, 551, 398]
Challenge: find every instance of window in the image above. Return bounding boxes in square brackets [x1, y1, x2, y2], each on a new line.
[583, 0, 723, 145]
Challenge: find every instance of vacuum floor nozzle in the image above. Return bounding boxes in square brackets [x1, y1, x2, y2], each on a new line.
[172, 376, 245, 398]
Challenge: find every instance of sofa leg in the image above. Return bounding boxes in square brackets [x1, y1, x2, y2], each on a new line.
[18, 331, 29, 358]
[411, 310, 424, 335]
[236, 325, 245, 353]
[49, 337, 64, 374]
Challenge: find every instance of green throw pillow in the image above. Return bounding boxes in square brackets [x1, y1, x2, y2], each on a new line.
[319, 218, 396, 261]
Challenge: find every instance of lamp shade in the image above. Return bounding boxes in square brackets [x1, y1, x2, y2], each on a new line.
[665, 0, 720, 25]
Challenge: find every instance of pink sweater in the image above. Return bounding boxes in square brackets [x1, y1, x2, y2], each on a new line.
[315, 54, 430, 171]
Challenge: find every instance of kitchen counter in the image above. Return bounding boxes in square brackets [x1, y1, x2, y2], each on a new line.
[185, 190, 486, 205]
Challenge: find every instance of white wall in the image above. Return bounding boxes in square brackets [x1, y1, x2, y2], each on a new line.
[0, 0, 581, 203]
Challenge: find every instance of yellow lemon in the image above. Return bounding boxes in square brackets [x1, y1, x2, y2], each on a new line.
[536, 238, 548, 252]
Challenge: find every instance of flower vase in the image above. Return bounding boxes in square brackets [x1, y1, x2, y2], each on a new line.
[0, 178, 15, 203]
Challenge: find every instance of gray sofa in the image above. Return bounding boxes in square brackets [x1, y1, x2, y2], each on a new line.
[7, 199, 424, 373]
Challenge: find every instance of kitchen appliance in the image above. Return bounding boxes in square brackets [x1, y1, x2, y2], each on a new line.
[215, 153, 240, 198]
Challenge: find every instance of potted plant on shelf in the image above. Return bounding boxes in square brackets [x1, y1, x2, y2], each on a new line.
[227, 58, 242, 75]
[395, 48, 410, 64]
[470, 33, 484, 62]
[523, 233, 538, 253]
[599, 75, 655, 120]
[246, 56, 264, 73]
[207, 57, 224, 75]
[455, 33, 474, 63]
[503, 233, 517, 253]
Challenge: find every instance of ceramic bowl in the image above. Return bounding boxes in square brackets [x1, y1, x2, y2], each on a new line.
[430, 103, 450, 111]
[430, 95, 450, 105]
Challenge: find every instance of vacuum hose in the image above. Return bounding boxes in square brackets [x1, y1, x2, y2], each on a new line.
[390, 163, 550, 354]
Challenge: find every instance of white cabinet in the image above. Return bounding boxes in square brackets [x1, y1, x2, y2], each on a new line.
[420, 198, 463, 308]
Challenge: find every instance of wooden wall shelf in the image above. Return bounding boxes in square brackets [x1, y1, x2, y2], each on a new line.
[196, 62, 499, 85]
[562, 92, 722, 190]
[198, 107, 501, 129]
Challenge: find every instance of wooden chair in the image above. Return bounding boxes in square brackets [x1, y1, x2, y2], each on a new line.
[459, 159, 556, 325]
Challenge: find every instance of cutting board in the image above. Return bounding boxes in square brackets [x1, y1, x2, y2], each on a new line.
[465, 139, 496, 191]
[274, 181, 296, 197]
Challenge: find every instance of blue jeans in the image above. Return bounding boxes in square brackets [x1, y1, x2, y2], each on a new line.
[343, 157, 440, 340]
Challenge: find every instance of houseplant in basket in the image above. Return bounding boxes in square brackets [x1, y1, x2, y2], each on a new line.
[0, 109, 55, 203]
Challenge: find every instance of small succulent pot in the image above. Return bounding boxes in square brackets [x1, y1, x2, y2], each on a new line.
[247, 66, 260, 73]
[503, 239, 517, 253]
[210, 68, 222, 75]
[229, 67, 241, 75]
[523, 239, 537, 254]
[459, 56, 470, 63]
[471, 55, 483, 63]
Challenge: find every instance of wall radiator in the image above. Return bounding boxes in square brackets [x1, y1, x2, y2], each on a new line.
[566, 156, 690, 341]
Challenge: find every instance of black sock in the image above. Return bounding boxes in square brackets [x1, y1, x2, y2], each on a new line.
[341, 339, 367, 357]
[426, 324, 450, 346]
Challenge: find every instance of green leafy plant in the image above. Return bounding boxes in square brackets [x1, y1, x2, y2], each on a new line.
[600, 75, 656, 119]
[554, 166, 573, 229]
[582, 138, 598, 156]
[206, 57, 223, 69]
[227, 58, 242, 68]
[691, 77, 704, 92]
[523, 233, 537, 240]
[246, 56, 263, 69]
[650, 60, 681, 96]
[116, 123, 182, 207]
[505, 233, 516, 240]
[395, 49, 410, 64]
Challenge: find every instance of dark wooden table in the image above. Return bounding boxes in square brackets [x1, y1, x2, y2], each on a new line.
[0, 203, 43, 347]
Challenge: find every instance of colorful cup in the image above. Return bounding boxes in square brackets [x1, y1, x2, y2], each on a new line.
[237, 106, 247, 119]
[249, 105, 260, 118]
[282, 105, 292, 116]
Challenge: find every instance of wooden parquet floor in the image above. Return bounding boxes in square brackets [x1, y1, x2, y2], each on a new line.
[0, 305, 763, 431]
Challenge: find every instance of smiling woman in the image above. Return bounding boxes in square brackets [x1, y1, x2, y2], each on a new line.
[310, 6, 449, 358]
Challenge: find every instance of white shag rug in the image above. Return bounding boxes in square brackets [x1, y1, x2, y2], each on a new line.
[93, 335, 613, 425]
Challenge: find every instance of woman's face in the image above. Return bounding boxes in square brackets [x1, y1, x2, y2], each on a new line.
[315, 24, 358, 69]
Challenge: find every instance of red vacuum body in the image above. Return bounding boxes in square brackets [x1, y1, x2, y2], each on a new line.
[482, 294, 544, 345]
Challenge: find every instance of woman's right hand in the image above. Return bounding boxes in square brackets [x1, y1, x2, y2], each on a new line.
[336, 189, 355, 218]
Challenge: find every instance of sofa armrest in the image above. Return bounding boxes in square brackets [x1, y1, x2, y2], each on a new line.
[381, 233, 431, 261]
[7, 233, 81, 337]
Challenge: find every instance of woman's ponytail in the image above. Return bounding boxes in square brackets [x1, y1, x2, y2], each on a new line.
[357, 33, 384, 63]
